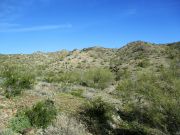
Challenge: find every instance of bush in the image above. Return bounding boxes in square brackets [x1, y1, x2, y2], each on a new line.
[115, 121, 149, 135]
[9, 115, 31, 133]
[79, 97, 113, 134]
[44, 71, 81, 84]
[82, 68, 114, 89]
[166, 45, 180, 59]
[43, 71, 56, 83]
[0, 129, 15, 135]
[9, 100, 57, 133]
[115, 69, 130, 81]
[1, 65, 35, 98]
[70, 89, 84, 98]
[137, 59, 150, 68]
[116, 66, 180, 134]
[44, 68, 114, 89]
[25, 99, 57, 129]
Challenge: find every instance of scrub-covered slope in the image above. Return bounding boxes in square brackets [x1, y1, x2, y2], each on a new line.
[0, 41, 179, 135]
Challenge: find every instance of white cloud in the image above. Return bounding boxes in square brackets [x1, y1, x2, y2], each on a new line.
[0, 24, 72, 32]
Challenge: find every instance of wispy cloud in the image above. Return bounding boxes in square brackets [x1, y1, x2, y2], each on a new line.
[0, 0, 24, 21]
[0, 1, 72, 33]
[0, 24, 72, 32]
[0, 0, 52, 21]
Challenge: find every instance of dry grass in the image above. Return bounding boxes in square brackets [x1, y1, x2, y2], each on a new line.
[55, 93, 85, 113]
[44, 113, 91, 135]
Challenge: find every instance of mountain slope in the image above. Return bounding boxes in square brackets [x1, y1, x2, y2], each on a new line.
[0, 41, 179, 135]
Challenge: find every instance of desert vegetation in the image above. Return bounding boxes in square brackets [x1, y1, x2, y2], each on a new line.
[0, 41, 179, 135]
[0, 64, 35, 98]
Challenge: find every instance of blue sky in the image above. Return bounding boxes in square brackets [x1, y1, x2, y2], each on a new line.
[0, 0, 179, 54]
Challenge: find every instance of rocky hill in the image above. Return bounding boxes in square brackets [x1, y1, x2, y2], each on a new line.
[0, 41, 179, 135]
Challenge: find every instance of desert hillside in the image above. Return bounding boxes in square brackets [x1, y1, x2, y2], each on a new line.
[0, 41, 179, 135]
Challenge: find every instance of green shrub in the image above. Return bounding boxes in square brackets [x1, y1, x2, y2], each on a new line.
[115, 69, 130, 81]
[44, 68, 114, 89]
[166, 45, 180, 59]
[25, 99, 57, 129]
[9, 115, 31, 133]
[1, 65, 35, 98]
[70, 89, 84, 98]
[43, 71, 60, 83]
[82, 68, 114, 89]
[80, 98, 113, 134]
[59, 71, 81, 83]
[0, 129, 15, 135]
[9, 99, 57, 133]
[116, 66, 180, 134]
[137, 59, 150, 68]
[44, 71, 81, 84]
[118, 121, 149, 135]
